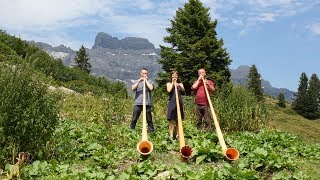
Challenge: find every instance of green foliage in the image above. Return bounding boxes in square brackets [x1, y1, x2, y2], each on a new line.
[304, 74, 320, 119]
[292, 72, 320, 119]
[0, 31, 28, 58]
[157, 0, 232, 95]
[0, 64, 59, 165]
[277, 92, 286, 108]
[0, 42, 17, 57]
[0, 88, 319, 179]
[74, 45, 92, 73]
[213, 85, 268, 132]
[247, 65, 264, 102]
[292, 72, 308, 114]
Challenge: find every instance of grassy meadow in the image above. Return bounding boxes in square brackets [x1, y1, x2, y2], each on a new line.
[2, 90, 319, 179]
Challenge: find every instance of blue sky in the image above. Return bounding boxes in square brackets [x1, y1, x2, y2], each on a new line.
[1, 0, 320, 91]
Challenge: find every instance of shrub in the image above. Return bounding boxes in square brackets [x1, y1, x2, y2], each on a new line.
[0, 42, 17, 57]
[0, 31, 28, 58]
[213, 85, 269, 132]
[0, 64, 59, 165]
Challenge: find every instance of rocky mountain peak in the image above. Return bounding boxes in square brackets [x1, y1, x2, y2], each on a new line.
[53, 44, 74, 53]
[92, 32, 155, 50]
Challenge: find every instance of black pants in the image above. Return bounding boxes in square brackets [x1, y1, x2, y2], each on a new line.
[130, 105, 155, 132]
[195, 104, 212, 131]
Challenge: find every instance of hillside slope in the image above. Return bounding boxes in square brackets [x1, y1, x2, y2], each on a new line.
[266, 98, 320, 143]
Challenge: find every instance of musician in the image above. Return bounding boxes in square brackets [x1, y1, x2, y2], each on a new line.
[130, 67, 155, 133]
[191, 68, 215, 131]
[166, 70, 185, 140]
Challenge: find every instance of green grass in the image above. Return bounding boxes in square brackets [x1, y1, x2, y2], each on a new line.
[266, 98, 320, 143]
[2, 93, 320, 179]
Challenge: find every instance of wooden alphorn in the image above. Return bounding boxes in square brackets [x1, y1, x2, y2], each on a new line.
[202, 78, 239, 161]
[174, 83, 192, 160]
[137, 79, 153, 156]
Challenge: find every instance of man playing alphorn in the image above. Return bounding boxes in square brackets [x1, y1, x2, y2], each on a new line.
[191, 68, 215, 132]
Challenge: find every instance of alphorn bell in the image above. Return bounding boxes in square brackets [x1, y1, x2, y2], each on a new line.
[174, 83, 192, 160]
[137, 79, 153, 156]
[202, 78, 239, 161]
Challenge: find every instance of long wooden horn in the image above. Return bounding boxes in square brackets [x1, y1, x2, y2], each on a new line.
[174, 83, 192, 160]
[137, 79, 153, 156]
[202, 78, 239, 161]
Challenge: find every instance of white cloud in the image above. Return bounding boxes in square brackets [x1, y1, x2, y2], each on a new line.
[249, 0, 294, 7]
[1, 0, 319, 50]
[0, 0, 114, 30]
[308, 22, 320, 35]
[134, 0, 155, 10]
[254, 12, 276, 22]
[215, 0, 320, 35]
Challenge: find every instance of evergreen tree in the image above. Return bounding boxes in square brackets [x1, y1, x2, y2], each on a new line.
[157, 0, 232, 95]
[312, 73, 320, 105]
[304, 74, 320, 119]
[74, 45, 91, 73]
[277, 92, 286, 108]
[247, 65, 264, 101]
[292, 72, 308, 116]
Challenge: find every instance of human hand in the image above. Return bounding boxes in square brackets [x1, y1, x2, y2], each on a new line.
[198, 75, 204, 81]
[172, 78, 177, 84]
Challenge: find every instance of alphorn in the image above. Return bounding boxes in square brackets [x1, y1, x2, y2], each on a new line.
[202, 78, 239, 161]
[137, 79, 153, 156]
[174, 83, 192, 160]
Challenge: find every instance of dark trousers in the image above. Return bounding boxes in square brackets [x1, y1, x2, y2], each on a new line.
[195, 104, 212, 131]
[130, 105, 155, 132]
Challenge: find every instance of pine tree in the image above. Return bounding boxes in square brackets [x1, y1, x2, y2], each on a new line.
[247, 65, 264, 101]
[74, 45, 91, 73]
[277, 92, 286, 108]
[157, 0, 232, 95]
[304, 74, 320, 119]
[292, 72, 308, 116]
[311, 73, 320, 105]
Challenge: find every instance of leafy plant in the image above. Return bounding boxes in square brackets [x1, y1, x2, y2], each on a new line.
[0, 64, 59, 164]
[214, 86, 268, 132]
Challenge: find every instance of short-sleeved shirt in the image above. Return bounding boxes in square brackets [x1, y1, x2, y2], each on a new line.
[133, 79, 154, 105]
[191, 79, 214, 105]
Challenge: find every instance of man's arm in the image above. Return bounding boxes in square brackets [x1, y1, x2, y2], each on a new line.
[191, 80, 200, 90]
[191, 75, 204, 90]
[132, 78, 142, 91]
[146, 79, 154, 91]
[206, 80, 215, 93]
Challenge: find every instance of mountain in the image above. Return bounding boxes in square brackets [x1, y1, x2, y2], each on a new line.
[29, 35, 161, 84]
[231, 65, 295, 102]
[29, 41, 75, 65]
[30, 32, 295, 102]
[92, 32, 155, 50]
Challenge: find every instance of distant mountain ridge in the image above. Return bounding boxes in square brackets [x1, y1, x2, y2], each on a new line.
[231, 65, 295, 102]
[29, 32, 295, 102]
